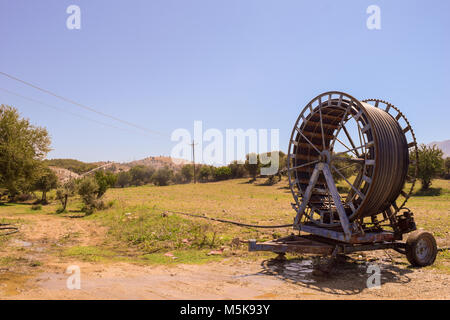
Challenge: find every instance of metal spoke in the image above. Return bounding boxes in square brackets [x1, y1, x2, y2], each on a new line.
[345, 169, 364, 203]
[333, 143, 372, 158]
[357, 122, 364, 154]
[288, 159, 320, 171]
[330, 105, 351, 151]
[332, 156, 365, 164]
[319, 100, 326, 150]
[296, 127, 322, 154]
[335, 162, 361, 173]
[335, 137, 358, 157]
[331, 164, 365, 199]
[342, 125, 360, 158]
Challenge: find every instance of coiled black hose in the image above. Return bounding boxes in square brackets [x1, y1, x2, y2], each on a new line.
[358, 103, 409, 217]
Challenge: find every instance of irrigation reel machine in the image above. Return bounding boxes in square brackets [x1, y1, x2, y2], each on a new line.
[249, 91, 437, 267]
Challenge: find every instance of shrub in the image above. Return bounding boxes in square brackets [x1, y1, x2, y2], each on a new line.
[31, 204, 42, 211]
[94, 171, 117, 198]
[12, 193, 34, 202]
[116, 171, 131, 187]
[181, 164, 194, 183]
[213, 166, 232, 181]
[77, 177, 99, 214]
[244, 153, 260, 181]
[129, 165, 155, 186]
[228, 161, 246, 179]
[264, 175, 278, 185]
[172, 172, 184, 184]
[55, 180, 77, 213]
[198, 165, 212, 182]
[152, 167, 173, 186]
[444, 157, 450, 177]
[410, 144, 444, 190]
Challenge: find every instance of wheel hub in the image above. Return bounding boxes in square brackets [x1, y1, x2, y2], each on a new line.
[416, 238, 431, 261]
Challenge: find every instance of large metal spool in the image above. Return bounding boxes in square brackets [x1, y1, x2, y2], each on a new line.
[287, 91, 418, 230]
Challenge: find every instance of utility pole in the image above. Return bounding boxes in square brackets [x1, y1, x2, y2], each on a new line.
[189, 140, 198, 183]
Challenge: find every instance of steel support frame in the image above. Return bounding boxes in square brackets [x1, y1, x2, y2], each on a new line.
[248, 235, 404, 255]
[294, 162, 353, 241]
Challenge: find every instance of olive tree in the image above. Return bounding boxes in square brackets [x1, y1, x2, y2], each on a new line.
[152, 167, 173, 186]
[181, 164, 194, 183]
[33, 167, 58, 204]
[77, 177, 100, 214]
[444, 157, 450, 177]
[56, 180, 77, 213]
[244, 153, 260, 181]
[411, 144, 444, 190]
[0, 105, 51, 197]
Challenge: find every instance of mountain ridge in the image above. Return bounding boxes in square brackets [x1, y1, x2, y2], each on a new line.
[428, 140, 450, 157]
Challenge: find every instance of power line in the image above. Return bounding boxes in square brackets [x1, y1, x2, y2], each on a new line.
[0, 87, 132, 133]
[189, 140, 198, 183]
[0, 71, 167, 138]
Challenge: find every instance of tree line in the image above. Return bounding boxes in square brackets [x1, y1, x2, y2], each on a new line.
[115, 152, 288, 188]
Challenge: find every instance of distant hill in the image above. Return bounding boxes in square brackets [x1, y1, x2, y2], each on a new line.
[126, 156, 190, 170]
[44, 159, 99, 174]
[49, 166, 81, 184]
[45, 156, 190, 181]
[428, 140, 450, 158]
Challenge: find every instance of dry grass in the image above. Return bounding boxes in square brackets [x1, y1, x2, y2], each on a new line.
[0, 177, 448, 268]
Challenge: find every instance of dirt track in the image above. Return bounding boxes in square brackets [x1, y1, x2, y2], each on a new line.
[1, 213, 449, 300]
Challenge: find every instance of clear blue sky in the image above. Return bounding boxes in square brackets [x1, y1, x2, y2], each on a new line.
[0, 0, 449, 163]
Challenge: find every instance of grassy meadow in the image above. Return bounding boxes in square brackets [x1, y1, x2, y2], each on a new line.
[0, 177, 448, 270]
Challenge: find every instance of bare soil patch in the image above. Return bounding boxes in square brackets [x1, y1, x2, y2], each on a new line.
[0, 212, 448, 300]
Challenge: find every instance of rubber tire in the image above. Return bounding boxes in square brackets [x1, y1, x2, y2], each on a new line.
[405, 230, 437, 267]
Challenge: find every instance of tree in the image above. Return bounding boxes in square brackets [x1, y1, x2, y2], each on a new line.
[94, 170, 117, 198]
[198, 165, 212, 182]
[228, 161, 246, 179]
[213, 166, 232, 181]
[0, 105, 51, 196]
[244, 153, 260, 181]
[129, 165, 154, 185]
[411, 144, 444, 190]
[56, 180, 77, 213]
[181, 164, 194, 183]
[172, 171, 184, 184]
[445, 157, 450, 177]
[152, 167, 173, 186]
[33, 167, 58, 204]
[77, 177, 99, 214]
[116, 171, 131, 188]
[259, 151, 286, 183]
[278, 151, 287, 177]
